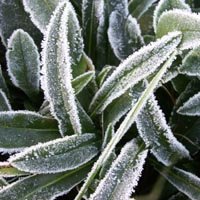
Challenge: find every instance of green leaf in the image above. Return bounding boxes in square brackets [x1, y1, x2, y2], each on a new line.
[41, 2, 83, 136]
[89, 32, 182, 114]
[90, 138, 148, 200]
[0, 178, 7, 188]
[136, 95, 190, 166]
[155, 164, 200, 200]
[153, 0, 191, 32]
[72, 71, 95, 95]
[0, 162, 92, 200]
[179, 46, 200, 76]
[0, 111, 59, 152]
[156, 10, 200, 50]
[9, 133, 100, 174]
[23, 0, 65, 33]
[101, 123, 114, 150]
[75, 49, 178, 200]
[0, 65, 9, 96]
[129, 0, 157, 19]
[108, 0, 144, 60]
[0, 90, 12, 111]
[177, 91, 200, 116]
[0, 0, 42, 46]
[6, 29, 40, 99]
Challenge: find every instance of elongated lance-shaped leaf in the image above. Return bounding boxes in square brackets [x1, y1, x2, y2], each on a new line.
[0, 65, 9, 96]
[0, 111, 59, 152]
[89, 31, 182, 114]
[179, 46, 200, 76]
[156, 10, 200, 50]
[0, 90, 12, 111]
[90, 138, 148, 200]
[0, 178, 7, 189]
[7, 29, 40, 99]
[108, 0, 144, 60]
[136, 95, 190, 166]
[129, 0, 157, 19]
[177, 91, 200, 116]
[0, 162, 29, 177]
[0, 162, 92, 200]
[0, 0, 42, 46]
[9, 133, 100, 174]
[154, 163, 200, 200]
[41, 2, 83, 136]
[153, 0, 191, 32]
[72, 71, 95, 95]
[23, 0, 65, 33]
[104, 81, 146, 127]
[102, 123, 114, 150]
[75, 50, 178, 200]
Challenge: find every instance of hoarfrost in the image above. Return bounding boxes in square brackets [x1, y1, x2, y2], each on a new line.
[0, 90, 12, 111]
[90, 31, 182, 114]
[90, 138, 148, 200]
[136, 95, 190, 166]
[177, 91, 200, 116]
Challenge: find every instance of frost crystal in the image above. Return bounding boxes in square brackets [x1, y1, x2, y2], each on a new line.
[9, 133, 99, 174]
[41, 1, 82, 136]
[177, 91, 200, 116]
[136, 95, 190, 166]
[90, 31, 182, 114]
[0, 90, 12, 111]
[90, 138, 148, 200]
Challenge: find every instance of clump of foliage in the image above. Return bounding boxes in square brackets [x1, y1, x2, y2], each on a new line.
[0, 0, 200, 199]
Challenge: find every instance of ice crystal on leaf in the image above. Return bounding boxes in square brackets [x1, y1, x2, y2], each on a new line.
[0, 90, 12, 111]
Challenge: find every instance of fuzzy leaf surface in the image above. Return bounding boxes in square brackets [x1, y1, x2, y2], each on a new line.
[90, 138, 148, 200]
[7, 29, 40, 99]
[153, 0, 191, 31]
[177, 91, 200, 116]
[0, 90, 11, 111]
[90, 32, 182, 114]
[9, 133, 100, 173]
[0, 163, 92, 200]
[136, 95, 190, 166]
[23, 0, 65, 33]
[179, 46, 200, 76]
[156, 10, 200, 50]
[0, 111, 59, 152]
[0, 0, 41, 46]
[41, 2, 83, 136]
[0, 65, 9, 96]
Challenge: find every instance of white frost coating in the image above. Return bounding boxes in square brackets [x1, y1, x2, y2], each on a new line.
[90, 139, 148, 200]
[157, 9, 200, 50]
[0, 90, 12, 111]
[23, 0, 65, 33]
[136, 95, 190, 166]
[90, 31, 182, 114]
[6, 29, 40, 98]
[9, 133, 99, 174]
[161, 167, 200, 200]
[41, 1, 82, 136]
[0, 110, 44, 118]
[177, 91, 200, 116]
[153, 0, 191, 32]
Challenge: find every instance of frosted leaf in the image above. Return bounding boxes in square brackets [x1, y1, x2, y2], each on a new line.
[0, 177, 7, 189]
[161, 65, 179, 84]
[89, 31, 182, 114]
[153, 0, 191, 32]
[0, 163, 91, 200]
[101, 124, 114, 150]
[129, 0, 157, 19]
[72, 71, 95, 95]
[136, 95, 190, 166]
[23, 0, 65, 33]
[90, 138, 148, 200]
[104, 81, 146, 127]
[177, 91, 200, 116]
[41, 2, 83, 136]
[0, 90, 12, 111]
[9, 133, 100, 174]
[6, 29, 40, 99]
[0, 65, 9, 96]
[179, 46, 200, 77]
[159, 167, 200, 200]
[0, 111, 59, 153]
[157, 9, 200, 50]
[0, 0, 42, 46]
